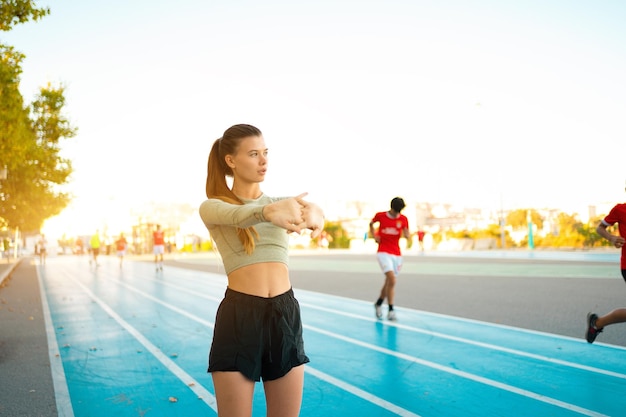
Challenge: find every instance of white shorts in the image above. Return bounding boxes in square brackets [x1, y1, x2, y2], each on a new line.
[377, 252, 402, 275]
[117, 250, 126, 257]
[153, 244, 165, 255]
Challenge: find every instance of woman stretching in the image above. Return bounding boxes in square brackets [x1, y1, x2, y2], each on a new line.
[199, 124, 325, 416]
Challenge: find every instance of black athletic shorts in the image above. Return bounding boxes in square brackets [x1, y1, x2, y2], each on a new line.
[208, 287, 309, 382]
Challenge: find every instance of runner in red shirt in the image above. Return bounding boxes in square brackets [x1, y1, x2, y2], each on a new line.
[586, 195, 626, 343]
[370, 197, 410, 321]
[115, 233, 127, 268]
[417, 229, 426, 252]
[153, 224, 165, 271]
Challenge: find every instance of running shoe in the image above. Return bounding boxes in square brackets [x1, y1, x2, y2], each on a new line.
[585, 312, 603, 344]
[387, 310, 397, 321]
[375, 304, 383, 320]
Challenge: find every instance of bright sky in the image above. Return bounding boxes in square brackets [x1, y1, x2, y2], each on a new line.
[3, 0, 626, 235]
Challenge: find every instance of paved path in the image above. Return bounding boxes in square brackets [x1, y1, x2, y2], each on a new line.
[1, 251, 625, 416]
[0, 257, 58, 417]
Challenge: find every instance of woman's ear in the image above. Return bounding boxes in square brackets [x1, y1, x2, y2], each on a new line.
[225, 155, 235, 169]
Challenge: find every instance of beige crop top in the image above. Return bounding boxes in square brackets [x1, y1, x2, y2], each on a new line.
[198, 194, 289, 274]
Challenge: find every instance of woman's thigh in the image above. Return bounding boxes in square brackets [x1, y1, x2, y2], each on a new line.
[212, 371, 255, 417]
[263, 365, 305, 417]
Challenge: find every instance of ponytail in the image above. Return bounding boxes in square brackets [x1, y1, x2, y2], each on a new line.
[206, 138, 231, 200]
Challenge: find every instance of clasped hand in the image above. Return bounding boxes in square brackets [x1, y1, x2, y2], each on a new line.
[265, 192, 325, 238]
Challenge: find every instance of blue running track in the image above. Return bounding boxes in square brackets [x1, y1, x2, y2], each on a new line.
[37, 256, 626, 417]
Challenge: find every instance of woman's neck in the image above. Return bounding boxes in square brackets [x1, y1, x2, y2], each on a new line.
[232, 183, 262, 200]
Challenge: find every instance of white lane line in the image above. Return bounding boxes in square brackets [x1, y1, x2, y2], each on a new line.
[305, 324, 610, 417]
[129, 275, 224, 307]
[298, 298, 626, 381]
[305, 367, 421, 417]
[297, 288, 626, 351]
[37, 267, 75, 417]
[101, 275, 419, 417]
[63, 273, 218, 413]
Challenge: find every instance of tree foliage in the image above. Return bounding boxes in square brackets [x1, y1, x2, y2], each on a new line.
[424, 211, 618, 250]
[533, 212, 584, 248]
[322, 221, 351, 249]
[506, 208, 544, 230]
[1, 83, 76, 231]
[0, 0, 49, 31]
[0, 3, 76, 232]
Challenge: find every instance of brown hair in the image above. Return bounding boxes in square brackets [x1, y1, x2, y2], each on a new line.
[206, 124, 263, 254]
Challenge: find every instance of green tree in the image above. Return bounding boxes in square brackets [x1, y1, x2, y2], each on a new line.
[1, 3, 76, 232]
[506, 208, 544, 230]
[322, 221, 351, 249]
[1, 84, 76, 232]
[0, 0, 49, 31]
[536, 212, 584, 248]
[30, 83, 75, 183]
[577, 220, 602, 248]
[0, 45, 32, 227]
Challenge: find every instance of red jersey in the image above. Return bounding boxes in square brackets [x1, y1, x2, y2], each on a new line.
[116, 237, 127, 251]
[371, 211, 409, 256]
[153, 230, 165, 245]
[603, 203, 626, 269]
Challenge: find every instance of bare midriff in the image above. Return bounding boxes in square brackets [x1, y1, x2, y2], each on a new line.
[226, 262, 291, 298]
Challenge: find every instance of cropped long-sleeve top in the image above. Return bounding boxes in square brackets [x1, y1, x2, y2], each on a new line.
[198, 194, 289, 274]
